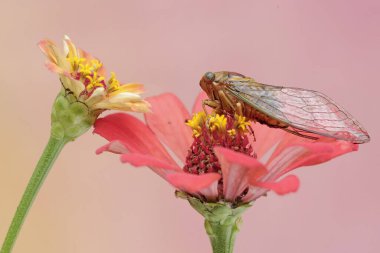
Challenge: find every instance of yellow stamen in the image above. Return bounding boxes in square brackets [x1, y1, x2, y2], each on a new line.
[67, 56, 85, 71]
[78, 63, 92, 77]
[234, 114, 250, 133]
[208, 114, 227, 132]
[108, 72, 121, 92]
[186, 112, 206, 137]
[228, 129, 236, 136]
[86, 72, 105, 92]
[91, 59, 103, 71]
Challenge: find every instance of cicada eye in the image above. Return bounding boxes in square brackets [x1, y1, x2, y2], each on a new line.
[204, 72, 215, 81]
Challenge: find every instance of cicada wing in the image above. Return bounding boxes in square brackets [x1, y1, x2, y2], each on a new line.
[226, 79, 370, 144]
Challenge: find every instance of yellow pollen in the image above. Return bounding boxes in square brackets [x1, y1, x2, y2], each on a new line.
[228, 129, 236, 136]
[108, 72, 121, 92]
[234, 114, 250, 132]
[186, 112, 206, 137]
[78, 63, 92, 77]
[208, 114, 227, 132]
[86, 72, 105, 92]
[91, 59, 103, 71]
[67, 56, 85, 71]
[185, 112, 251, 138]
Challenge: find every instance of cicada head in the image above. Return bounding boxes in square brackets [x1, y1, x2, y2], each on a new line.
[199, 71, 216, 96]
[200, 71, 246, 97]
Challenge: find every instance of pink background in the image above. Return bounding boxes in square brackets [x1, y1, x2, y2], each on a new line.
[0, 0, 379, 252]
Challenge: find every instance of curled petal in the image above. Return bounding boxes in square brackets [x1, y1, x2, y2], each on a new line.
[121, 153, 180, 170]
[94, 113, 176, 165]
[251, 140, 357, 199]
[45, 61, 65, 74]
[38, 39, 70, 70]
[121, 153, 181, 177]
[214, 147, 267, 202]
[96, 140, 129, 155]
[63, 35, 78, 59]
[93, 100, 150, 113]
[112, 83, 145, 95]
[272, 141, 358, 177]
[108, 92, 142, 102]
[145, 93, 193, 162]
[255, 175, 300, 195]
[39, 39, 59, 64]
[166, 173, 221, 195]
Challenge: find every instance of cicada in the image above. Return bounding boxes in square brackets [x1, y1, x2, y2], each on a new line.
[200, 71, 370, 144]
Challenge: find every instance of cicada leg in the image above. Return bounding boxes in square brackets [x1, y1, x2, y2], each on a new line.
[248, 124, 257, 142]
[217, 89, 246, 117]
[218, 90, 235, 112]
[202, 99, 221, 116]
[236, 102, 243, 116]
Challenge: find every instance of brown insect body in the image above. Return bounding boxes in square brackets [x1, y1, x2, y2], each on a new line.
[199, 71, 370, 143]
[200, 71, 287, 128]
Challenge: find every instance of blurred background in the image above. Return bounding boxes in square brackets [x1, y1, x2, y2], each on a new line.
[0, 0, 379, 252]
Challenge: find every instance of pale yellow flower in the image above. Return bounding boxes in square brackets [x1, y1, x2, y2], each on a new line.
[38, 35, 150, 115]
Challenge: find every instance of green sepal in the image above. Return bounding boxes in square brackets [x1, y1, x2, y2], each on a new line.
[175, 191, 251, 224]
[175, 191, 252, 253]
[50, 91, 96, 140]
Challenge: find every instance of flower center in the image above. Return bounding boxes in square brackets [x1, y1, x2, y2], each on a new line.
[66, 54, 123, 98]
[184, 112, 256, 198]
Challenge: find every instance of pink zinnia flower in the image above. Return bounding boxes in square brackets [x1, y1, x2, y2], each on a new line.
[94, 92, 358, 204]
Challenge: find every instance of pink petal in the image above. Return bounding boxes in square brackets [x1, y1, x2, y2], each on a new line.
[39, 39, 70, 70]
[214, 147, 267, 202]
[121, 153, 180, 170]
[256, 175, 300, 195]
[121, 153, 181, 174]
[45, 61, 61, 73]
[252, 123, 300, 159]
[121, 152, 220, 196]
[38, 39, 59, 64]
[96, 140, 129, 155]
[166, 172, 221, 195]
[277, 141, 358, 176]
[250, 140, 357, 199]
[192, 91, 208, 114]
[198, 180, 219, 202]
[94, 113, 176, 165]
[144, 93, 193, 162]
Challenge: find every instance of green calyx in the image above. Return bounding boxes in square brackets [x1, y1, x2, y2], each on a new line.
[176, 191, 251, 253]
[50, 90, 96, 140]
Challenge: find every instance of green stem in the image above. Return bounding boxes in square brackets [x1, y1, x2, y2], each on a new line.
[1, 135, 67, 253]
[206, 219, 240, 253]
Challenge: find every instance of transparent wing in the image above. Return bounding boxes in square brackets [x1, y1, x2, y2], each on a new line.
[226, 78, 370, 144]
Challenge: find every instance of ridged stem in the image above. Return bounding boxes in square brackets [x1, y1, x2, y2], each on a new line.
[206, 218, 241, 253]
[0, 135, 67, 253]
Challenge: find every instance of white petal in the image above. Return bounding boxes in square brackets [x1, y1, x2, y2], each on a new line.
[60, 75, 85, 98]
[109, 92, 142, 103]
[86, 87, 106, 106]
[63, 35, 70, 56]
